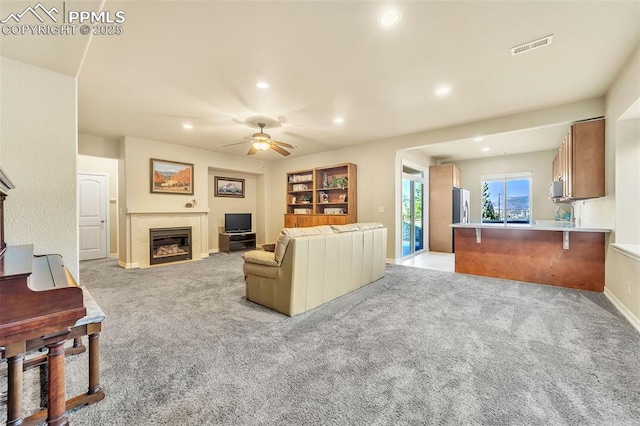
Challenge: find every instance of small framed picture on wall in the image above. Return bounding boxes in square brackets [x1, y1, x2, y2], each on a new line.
[215, 176, 245, 198]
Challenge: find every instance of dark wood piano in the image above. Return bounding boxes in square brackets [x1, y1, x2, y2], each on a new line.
[1, 245, 87, 426]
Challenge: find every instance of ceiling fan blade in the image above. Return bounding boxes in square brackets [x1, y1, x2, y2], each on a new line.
[271, 140, 295, 149]
[223, 141, 249, 147]
[247, 145, 258, 155]
[270, 144, 291, 156]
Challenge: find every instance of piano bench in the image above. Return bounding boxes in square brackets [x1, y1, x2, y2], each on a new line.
[1, 287, 106, 426]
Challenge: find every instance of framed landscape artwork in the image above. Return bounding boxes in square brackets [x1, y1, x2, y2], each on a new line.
[150, 159, 194, 195]
[215, 177, 244, 198]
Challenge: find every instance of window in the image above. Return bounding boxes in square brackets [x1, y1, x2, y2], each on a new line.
[481, 173, 532, 224]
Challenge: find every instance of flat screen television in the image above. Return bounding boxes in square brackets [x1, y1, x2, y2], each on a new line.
[224, 213, 252, 233]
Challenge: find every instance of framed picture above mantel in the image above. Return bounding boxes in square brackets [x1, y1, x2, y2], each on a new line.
[150, 159, 194, 195]
[215, 176, 245, 198]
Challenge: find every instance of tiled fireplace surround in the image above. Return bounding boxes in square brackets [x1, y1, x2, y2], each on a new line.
[121, 209, 209, 269]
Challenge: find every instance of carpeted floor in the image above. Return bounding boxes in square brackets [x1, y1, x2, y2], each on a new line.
[2, 252, 640, 425]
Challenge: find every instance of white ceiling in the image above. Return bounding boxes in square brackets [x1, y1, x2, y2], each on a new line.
[2, 1, 639, 161]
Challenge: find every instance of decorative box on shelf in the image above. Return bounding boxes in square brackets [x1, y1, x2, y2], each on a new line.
[294, 208, 312, 214]
[292, 184, 309, 191]
[289, 174, 313, 183]
[324, 208, 345, 214]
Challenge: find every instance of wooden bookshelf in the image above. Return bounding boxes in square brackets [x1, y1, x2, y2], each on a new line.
[285, 163, 357, 228]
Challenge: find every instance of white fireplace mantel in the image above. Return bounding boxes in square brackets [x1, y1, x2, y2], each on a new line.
[122, 209, 209, 269]
[126, 208, 210, 214]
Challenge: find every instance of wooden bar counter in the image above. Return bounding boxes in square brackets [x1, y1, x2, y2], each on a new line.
[452, 223, 610, 292]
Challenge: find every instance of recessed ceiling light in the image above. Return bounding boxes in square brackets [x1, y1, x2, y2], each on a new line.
[474, 137, 483, 142]
[434, 86, 452, 96]
[256, 81, 269, 89]
[333, 117, 345, 124]
[379, 10, 400, 27]
[481, 147, 490, 152]
[182, 124, 193, 130]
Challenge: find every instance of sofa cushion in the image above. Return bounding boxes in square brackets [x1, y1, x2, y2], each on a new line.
[262, 243, 276, 252]
[275, 225, 334, 264]
[242, 250, 279, 267]
[355, 222, 384, 230]
[281, 225, 333, 237]
[273, 232, 290, 265]
[330, 224, 359, 233]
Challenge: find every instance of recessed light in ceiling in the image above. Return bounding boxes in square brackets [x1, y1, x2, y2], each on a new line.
[333, 117, 345, 124]
[182, 124, 193, 130]
[379, 10, 400, 27]
[434, 85, 452, 97]
[481, 147, 490, 152]
[473, 137, 483, 142]
[256, 82, 269, 89]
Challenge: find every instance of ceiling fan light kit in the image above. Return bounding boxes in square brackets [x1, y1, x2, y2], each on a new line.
[252, 141, 270, 151]
[223, 122, 295, 156]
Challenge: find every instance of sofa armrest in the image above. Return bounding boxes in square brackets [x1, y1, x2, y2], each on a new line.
[242, 250, 279, 267]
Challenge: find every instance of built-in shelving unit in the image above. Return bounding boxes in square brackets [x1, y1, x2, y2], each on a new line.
[285, 163, 357, 228]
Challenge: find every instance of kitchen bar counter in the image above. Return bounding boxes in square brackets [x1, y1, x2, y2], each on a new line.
[451, 223, 609, 292]
[451, 222, 611, 233]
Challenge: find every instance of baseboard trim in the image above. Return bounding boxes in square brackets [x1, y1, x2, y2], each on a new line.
[209, 249, 220, 254]
[118, 260, 139, 269]
[604, 287, 640, 333]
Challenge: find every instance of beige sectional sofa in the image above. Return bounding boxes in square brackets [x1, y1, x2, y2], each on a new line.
[242, 223, 387, 316]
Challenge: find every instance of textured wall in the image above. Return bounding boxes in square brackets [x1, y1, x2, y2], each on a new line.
[0, 57, 78, 278]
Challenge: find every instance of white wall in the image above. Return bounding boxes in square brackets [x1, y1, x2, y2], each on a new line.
[78, 133, 120, 159]
[602, 45, 640, 330]
[208, 169, 259, 251]
[78, 154, 119, 256]
[614, 117, 640, 244]
[454, 150, 558, 223]
[0, 57, 79, 278]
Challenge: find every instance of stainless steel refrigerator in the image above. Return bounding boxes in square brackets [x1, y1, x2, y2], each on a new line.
[452, 188, 470, 252]
[452, 187, 470, 224]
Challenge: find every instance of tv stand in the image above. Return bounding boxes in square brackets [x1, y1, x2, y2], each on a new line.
[219, 231, 256, 253]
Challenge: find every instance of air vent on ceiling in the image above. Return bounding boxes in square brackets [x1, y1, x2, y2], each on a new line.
[511, 34, 554, 56]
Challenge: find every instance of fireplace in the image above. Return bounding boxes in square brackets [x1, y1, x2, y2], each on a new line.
[149, 227, 192, 265]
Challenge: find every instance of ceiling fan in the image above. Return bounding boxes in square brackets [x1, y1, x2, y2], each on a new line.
[223, 122, 295, 156]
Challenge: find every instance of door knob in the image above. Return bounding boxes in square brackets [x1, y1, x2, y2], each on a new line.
[101, 220, 106, 223]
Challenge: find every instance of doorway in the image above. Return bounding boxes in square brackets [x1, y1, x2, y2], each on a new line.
[78, 173, 109, 260]
[401, 165, 426, 257]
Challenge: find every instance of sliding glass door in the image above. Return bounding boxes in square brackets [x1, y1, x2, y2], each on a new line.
[402, 166, 425, 257]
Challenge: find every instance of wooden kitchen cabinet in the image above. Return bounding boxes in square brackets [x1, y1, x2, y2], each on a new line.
[552, 118, 604, 200]
[429, 163, 461, 253]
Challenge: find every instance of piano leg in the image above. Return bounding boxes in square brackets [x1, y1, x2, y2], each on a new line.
[87, 332, 101, 395]
[6, 353, 23, 426]
[45, 339, 69, 426]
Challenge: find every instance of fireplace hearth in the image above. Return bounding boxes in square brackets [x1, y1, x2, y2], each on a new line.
[150, 227, 192, 265]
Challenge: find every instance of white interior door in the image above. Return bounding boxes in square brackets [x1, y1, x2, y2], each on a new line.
[78, 173, 108, 260]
